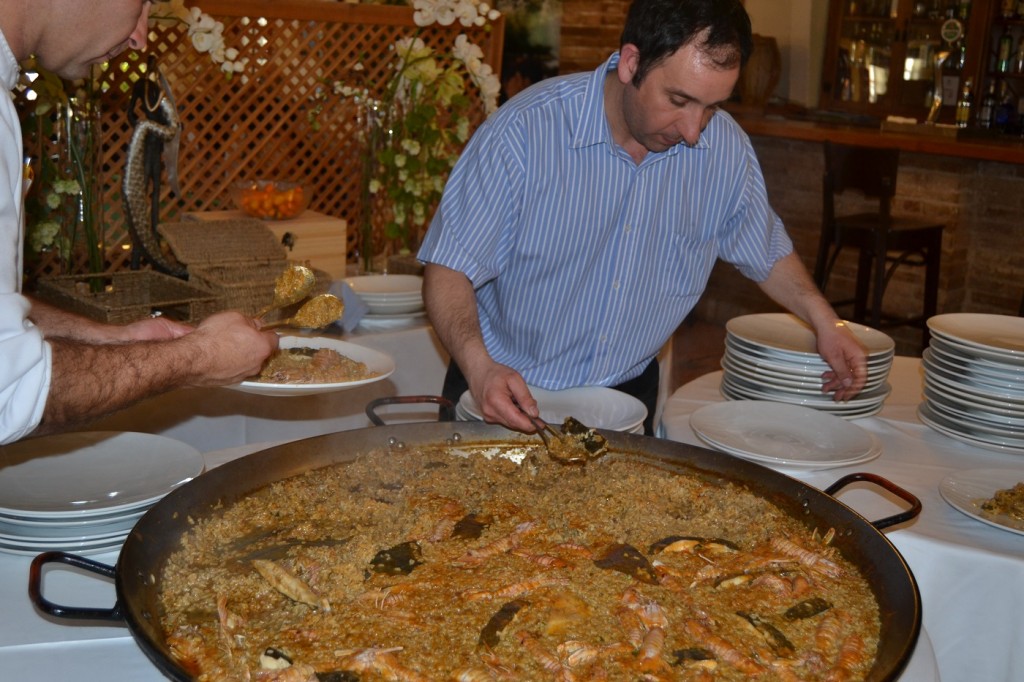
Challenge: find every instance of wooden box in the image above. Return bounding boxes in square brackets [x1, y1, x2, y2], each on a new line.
[35, 271, 218, 324]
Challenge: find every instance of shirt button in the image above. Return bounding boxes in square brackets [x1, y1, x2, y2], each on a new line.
[600, 335, 608, 344]
[624, 224, 633, 233]
[612, 280, 620, 291]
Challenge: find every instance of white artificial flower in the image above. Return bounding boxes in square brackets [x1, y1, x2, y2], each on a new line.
[453, 0, 479, 27]
[368, 178, 382, 194]
[190, 30, 217, 54]
[401, 139, 422, 155]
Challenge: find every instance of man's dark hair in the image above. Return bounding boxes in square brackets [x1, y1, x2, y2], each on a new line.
[620, 0, 753, 87]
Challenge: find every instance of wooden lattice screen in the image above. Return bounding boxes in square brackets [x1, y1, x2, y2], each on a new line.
[17, 0, 503, 278]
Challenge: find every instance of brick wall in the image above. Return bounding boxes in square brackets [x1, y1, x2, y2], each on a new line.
[559, 0, 630, 73]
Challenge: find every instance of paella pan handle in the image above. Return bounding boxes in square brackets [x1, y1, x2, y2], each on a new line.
[365, 395, 455, 425]
[824, 472, 922, 530]
[28, 551, 125, 622]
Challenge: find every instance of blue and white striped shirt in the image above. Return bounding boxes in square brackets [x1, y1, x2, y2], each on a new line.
[418, 53, 793, 389]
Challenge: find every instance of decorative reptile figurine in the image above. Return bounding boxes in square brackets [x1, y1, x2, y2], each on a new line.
[122, 55, 187, 277]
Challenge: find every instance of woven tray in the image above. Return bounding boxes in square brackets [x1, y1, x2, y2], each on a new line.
[35, 271, 218, 324]
[159, 220, 331, 316]
[159, 220, 286, 315]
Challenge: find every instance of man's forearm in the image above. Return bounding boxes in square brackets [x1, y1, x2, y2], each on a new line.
[37, 337, 196, 435]
[423, 264, 490, 376]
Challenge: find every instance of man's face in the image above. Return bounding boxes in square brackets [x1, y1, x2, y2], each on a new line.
[36, 0, 152, 79]
[618, 39, 740, 151]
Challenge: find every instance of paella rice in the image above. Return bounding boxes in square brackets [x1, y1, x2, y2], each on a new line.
[254, 347, 377, 384]
[158, 444, 881, 681]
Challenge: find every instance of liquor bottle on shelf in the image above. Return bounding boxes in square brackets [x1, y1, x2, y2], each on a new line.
[995, 81, 1014, 131]
[979, 81, 997, 129]
[998, 28, 1014, 74]
[1015, 41, 1024, 74]
[1002, 0, 1016, 19]
[957, 0, 970, 21]
[956, 77, 973, 128]
[1018, 0, 1024, 19]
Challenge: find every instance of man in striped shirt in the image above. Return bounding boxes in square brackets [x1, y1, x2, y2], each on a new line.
[418, 0, 866, 435]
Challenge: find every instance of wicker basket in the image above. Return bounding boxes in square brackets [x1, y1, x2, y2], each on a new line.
[159, 220, 330, 317]
[35, 271, 218, 324]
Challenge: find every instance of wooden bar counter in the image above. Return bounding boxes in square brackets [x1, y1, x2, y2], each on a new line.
[731, 113, 1024, 165]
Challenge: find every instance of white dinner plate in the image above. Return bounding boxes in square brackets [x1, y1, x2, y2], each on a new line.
[459, 386, 647, 433]
[344, 275, 424, 314]
[0, 535, 126, 556]
[928, 313, 1024, 356]
[0, 432, 203, 518]
[918, 403, 1024, 454]
[690, 401, 880, 469]
[231, 336, 395, 397]
[940, 468, 1024, 536]
[924, 349, 1024, 395]
[344, 274, 423, 297]
[726, 313, 895, 357]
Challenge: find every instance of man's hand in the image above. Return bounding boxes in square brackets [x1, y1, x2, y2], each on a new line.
[816, 320, 868, 402]
[467, 361, 540, 434]
[182, 311, 279, 386]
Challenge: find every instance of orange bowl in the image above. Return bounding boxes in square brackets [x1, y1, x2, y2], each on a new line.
[231, 180, 309, 220]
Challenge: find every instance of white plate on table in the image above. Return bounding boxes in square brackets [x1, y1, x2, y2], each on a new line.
[0, 432, 203, 518]
[459, 386, 647, 433]
[690, 400, 880, 469]
[928, 313, 1024, 358]
[230, 336, 395, 397]
[918, 403, 1024, 454]
[940, 468, 1024, 536]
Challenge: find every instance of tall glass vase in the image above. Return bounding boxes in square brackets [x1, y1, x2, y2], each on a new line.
[62, 97, 104, 288]
[360, 100, 391, 270]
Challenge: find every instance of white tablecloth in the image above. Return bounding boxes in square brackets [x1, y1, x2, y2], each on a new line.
[660, 356, 1024, 682]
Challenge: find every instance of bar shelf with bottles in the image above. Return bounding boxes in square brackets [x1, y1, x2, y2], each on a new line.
[975, 2, 1024, 133]
[821, 0, 988, 123]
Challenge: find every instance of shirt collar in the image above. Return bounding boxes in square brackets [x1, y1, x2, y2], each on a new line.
[0, 28, 19, 91]
[571, 53, 618, 150]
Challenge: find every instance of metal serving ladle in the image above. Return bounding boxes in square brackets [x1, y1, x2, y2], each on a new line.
[256, 265, 316, 319]
[522, 411, 608, 464]
[261, 294, 344, 330]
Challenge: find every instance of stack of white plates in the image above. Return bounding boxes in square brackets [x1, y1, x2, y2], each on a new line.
[690, 401, 881, 470]
[721, 313, 895, 419]
[0, 432, 204, 555]
[458, 386, 647, 434]
[345, 274, 424, 317]
[920, 313, 1024, 453]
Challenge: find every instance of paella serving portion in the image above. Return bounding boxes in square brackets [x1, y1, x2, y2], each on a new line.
[157, 440, 882, 681]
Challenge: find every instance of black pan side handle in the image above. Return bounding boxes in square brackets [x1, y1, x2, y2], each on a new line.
[365, 395, 455, 425]
[825, 472, 922, 530]
[28, 551, 125, 622]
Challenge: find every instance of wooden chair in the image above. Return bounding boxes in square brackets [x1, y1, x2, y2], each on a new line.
[815, 141, 944, 347]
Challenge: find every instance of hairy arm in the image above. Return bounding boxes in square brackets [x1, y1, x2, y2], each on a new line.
[34, 310, 278, 436]
[756, 252, 868, 401]
[423, 263, 538, 432]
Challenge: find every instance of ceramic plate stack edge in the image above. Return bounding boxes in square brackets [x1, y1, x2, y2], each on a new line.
[920, 314, 1024, 454]
[690, 400, 881, 470]
[345, 274, 424, 318]
[458, 386, 647, 434]
[0, 432, 204, 555]
[721, 313, 895, 419]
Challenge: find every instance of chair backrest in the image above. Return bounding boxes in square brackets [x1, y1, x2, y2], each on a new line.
[823, 141, 901, 220]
